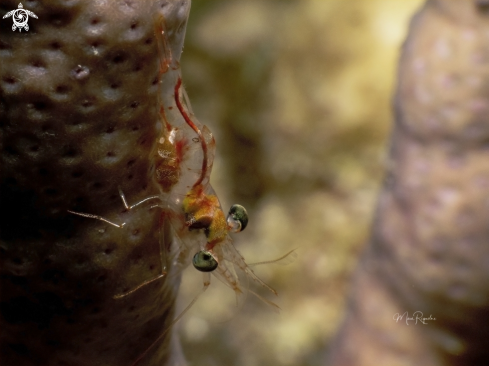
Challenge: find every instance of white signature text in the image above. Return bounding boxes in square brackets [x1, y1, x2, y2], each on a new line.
[393, 311, 436, 325]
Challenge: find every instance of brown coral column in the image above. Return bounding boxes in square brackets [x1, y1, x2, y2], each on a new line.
[0, 0, 189, 365]
[330, 1, 489, 365]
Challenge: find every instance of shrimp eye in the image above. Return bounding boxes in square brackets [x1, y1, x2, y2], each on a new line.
[192, 250, 218, 272]
[227, 204, 248, 233]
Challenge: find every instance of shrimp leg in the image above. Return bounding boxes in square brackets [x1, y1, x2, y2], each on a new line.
[219, 240, 279, 296]
[68, 188, 161, 228]
[131, 272, 211, 366]
[118, 187, 160, 210]
[67, 210, 124, 228]
[114, 205, 169, 300]
[113, 272, 167, 299]
[113, 228, 167, 299]
[68, 188, 167, 298]
[67, 188, 131, 227]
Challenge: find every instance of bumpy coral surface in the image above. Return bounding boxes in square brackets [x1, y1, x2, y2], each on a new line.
[0, 0, 189, 365]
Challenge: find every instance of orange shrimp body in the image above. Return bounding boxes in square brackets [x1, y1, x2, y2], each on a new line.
[154, 113, 180, 192]
[182, 185, 228, 250]
[152, 16, 283, 303]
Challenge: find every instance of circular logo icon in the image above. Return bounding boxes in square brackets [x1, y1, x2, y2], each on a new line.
[3, 3, 38, 32]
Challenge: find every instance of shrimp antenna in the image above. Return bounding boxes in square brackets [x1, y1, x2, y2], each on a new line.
[248, 249, 298, 267]
[174, 77, 208, 187]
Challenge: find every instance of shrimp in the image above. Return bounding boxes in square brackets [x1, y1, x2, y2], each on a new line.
[68, 13, 296, 366]
[160, 49, 283, 308]
[124, 17, 298, 366]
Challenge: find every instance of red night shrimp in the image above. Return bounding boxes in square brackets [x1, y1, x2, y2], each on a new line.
[68, 13, 296, 366]
[151, 15, 291, 309]
[123, 16, 297, 366]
